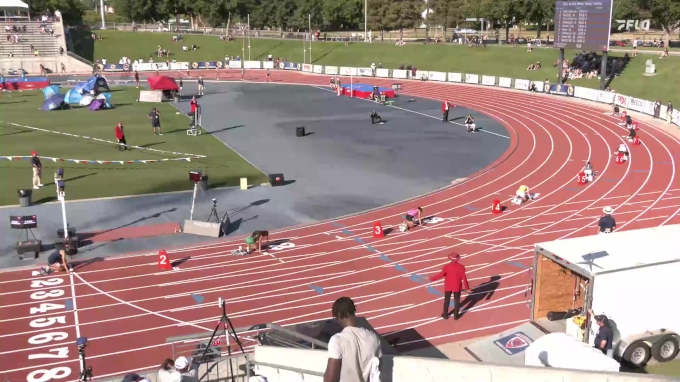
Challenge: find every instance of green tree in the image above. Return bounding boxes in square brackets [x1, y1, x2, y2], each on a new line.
[368, 0, 393, 40]
[521, 0, 555, 38]
[322, 0, 363, 30]
[30, 0, 87, 25]
[109, 0, 160, 22]
[387, 0, 424, 38]
[482, 0, 523, 41]
[638, 0, 680, 48]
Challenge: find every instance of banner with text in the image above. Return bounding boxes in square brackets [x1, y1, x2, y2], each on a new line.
[313, 65, 324, 74]
[547, 84, 574, 97]
[101, 63, 130, 72]
[448, 73, 462, 82]
[428, 71, 447, 82]
[279, 62, 302, 70]
[190, 61, 225, 70]
[325, 66, 338, 75]
[133, 62, 170, 71]
[615, 94, 630, 108]
[514, 79, 530, 90]
[170, 62, 189, 70]
[465, 74, 479, 84]
[481, 76, 496, 86]
[498, 77, 512, 88]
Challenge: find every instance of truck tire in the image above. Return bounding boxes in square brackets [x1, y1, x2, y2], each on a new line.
[623, 341, 652, 367]
[651, 335, 679, 363]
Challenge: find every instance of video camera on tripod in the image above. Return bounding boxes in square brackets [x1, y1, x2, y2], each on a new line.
[76, 336, 93, 381]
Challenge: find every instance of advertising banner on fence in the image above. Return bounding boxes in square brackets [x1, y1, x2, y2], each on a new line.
[481, 76, 495, 86]
[313, 65, 324, 74]
[642, 100, 656, 116]
[392, 69, 408, 79]
[597, 90, 615, 104]
[574, 86, 598, 101]
[302, 64, 313, 72]
[531, 81, 545, 92]
[615, 94, 630, 108]
[102, 63, 130, 72]
[674, 109, 680, 126]
[376, 68, 390, 78]
[448, 73, 462, 82]
[190, 61, 224, 70]
[514, 79, 530, 90]
[325, 66, 338, 75]
[499, 77, 512, 88]
[263, 61, 275, 69]
[546, 84, 574, 97]
[357, 68, 373, 77]
[244, 61, 261, 69]
[340, 67, 358, 76]
[279, 62, 302, 70]
[228, 60, 242, 69]
[628, 97, 645, 113]
[428, 71, 447, 82]
[465, 74, 479, 84]
[170, 62, 189, 70]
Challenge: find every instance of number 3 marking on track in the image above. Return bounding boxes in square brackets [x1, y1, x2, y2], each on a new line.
[30, 289, 65, 300]
[270, 242, 295, 251]
[27, 367, 71, 382]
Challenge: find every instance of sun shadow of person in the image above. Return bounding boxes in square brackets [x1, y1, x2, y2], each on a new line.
[450, 275, 501, 318]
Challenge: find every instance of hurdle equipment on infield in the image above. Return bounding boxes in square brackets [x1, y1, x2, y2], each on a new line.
[373, 222, 384, 238]
[492, 199, 502, 214]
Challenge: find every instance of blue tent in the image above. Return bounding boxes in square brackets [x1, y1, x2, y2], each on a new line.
[42, 85, 60, 99]
[76, 76, 109, 94]
[89, 99, 106, 111]
[72, 81, 88, 94]
[64, 89, 83, 104]
[42, 94, 67, 111]
[96, 92, 113, 108]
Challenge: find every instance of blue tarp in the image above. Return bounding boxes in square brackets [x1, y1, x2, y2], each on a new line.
[97, 92, 112, 108]
[89, 99, 105, 111]
[42, 94, 66, 111]
[74, 76, 109, 94]
[64, 89, 83, 104]
[42, 85, 60, 99]
[2, 76, 49, 83]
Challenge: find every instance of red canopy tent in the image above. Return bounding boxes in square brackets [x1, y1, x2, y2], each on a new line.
[147, 76, 179, 91]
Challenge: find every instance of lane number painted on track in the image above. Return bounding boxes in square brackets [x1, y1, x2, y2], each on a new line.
[25, 272, 72, 382]
[269, 242, 295, 251]
[374, 225, 382, 236]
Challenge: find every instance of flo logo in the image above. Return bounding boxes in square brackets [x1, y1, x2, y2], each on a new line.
[616, 20, 651, 31]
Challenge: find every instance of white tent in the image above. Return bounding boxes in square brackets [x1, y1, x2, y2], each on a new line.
[0, 0, 29, 9]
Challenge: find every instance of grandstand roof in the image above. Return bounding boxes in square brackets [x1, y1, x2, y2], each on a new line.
[0, 0, 28, 8]
[535, 224, 680, 276]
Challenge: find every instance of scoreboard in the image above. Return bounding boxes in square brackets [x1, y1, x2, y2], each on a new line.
[554, 1, 613, 51]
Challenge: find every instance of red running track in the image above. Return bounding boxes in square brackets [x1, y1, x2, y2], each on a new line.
[1, 70, 680, 382]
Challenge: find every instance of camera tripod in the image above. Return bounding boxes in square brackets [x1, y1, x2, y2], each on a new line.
[197, 298, 245, 382]
[206, 200, 230, 236]
[78, 347, 93, 381]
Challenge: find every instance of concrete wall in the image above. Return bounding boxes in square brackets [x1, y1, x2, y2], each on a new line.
[252, 346, 675, 382]
[0, 56, 90, 74]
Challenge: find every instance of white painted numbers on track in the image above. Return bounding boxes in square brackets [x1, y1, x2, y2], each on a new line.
[25, 272, 72, 382]
[269, 241, 296, 251]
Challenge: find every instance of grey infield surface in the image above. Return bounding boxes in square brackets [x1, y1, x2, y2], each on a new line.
[0, 81, 510, 268]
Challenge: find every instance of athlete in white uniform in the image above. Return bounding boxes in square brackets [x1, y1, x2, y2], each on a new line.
[584, 162, 595, 182]
[616, 143, 629, 161]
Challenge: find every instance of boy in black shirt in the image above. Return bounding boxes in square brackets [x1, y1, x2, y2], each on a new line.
[148, 108, 163, 135]
[589, 309, 614, 355]
[198, 76, 205, 95]
[31, 150, 43, 189]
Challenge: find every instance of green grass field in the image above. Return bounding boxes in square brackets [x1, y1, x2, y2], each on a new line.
[81, 30, 680, 102]
[0, 87, 266, 206]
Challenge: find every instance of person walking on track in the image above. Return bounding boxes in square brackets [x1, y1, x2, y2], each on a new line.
[430, 253, 471, 320]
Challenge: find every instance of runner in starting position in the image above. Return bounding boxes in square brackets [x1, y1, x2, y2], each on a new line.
[245, 230, 269, 254]
[403, 207, 424, 230]
[42, 249, 69, 274]
[516, 185, 533, 204]
[584, 162, 596, 182]
[615, 143, 629, 161]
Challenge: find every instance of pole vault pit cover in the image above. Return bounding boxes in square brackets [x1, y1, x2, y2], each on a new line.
[465, 322, 546, 365]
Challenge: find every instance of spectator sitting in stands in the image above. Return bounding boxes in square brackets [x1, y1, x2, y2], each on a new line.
[157, 358, 175, 382]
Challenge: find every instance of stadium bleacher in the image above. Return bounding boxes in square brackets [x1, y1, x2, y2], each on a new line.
[1, 18, 63, 57]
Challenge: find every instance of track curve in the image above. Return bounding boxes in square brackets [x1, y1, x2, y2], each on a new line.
[1, 70, 679, 381]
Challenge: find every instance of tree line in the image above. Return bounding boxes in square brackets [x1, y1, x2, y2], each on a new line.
[28, 0, 679, 44]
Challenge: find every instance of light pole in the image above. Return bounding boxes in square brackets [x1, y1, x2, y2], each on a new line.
[364, 0, 367, 42]
[100, 0, 106, 29]
[308, 14, 312, 63]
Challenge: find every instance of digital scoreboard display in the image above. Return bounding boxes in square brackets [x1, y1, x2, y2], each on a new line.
[554, 1, 613, 51]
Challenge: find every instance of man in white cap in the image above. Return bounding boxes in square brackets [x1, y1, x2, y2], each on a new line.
[174, 356, 198, 382]
[598, 206, 616, 234]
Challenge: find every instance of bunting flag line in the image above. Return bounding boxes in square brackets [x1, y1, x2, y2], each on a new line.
[0, 121, 206, 158]
[0, 155, 200, 164]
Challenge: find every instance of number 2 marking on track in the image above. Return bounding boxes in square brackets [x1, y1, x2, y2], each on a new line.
[30, 278, 64, 288]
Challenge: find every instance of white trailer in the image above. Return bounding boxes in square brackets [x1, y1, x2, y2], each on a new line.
[530, 225, 680, 367]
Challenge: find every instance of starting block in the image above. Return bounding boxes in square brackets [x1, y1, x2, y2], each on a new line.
[187, 127, 201, 136]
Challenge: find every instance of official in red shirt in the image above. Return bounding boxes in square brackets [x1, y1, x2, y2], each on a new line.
[114, 122, 127, 150]
[442, 100, 451, 123]
[190, 96, 199, 126]
[430, 253, 470, 320]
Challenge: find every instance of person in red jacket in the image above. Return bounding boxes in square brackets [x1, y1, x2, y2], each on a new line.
[430, 253, 471, 320]
[114, 122, 127, 150]
[442, 100, 451, 122]
[189, 96, 199, 127]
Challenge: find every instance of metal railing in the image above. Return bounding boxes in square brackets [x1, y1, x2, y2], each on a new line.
[67, 51, 94, 67]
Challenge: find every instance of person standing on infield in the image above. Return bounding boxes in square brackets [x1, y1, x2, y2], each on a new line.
[31, 150, 43, 189]
[115, 122, 128, 150]
[198, 76, 205, 95]
[430, 253, 470, 320]
[134, 70, 140, 88]
[323, 297, 381, 382]
[442, 100, 450, 122]
[148, 108, 163, 135]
